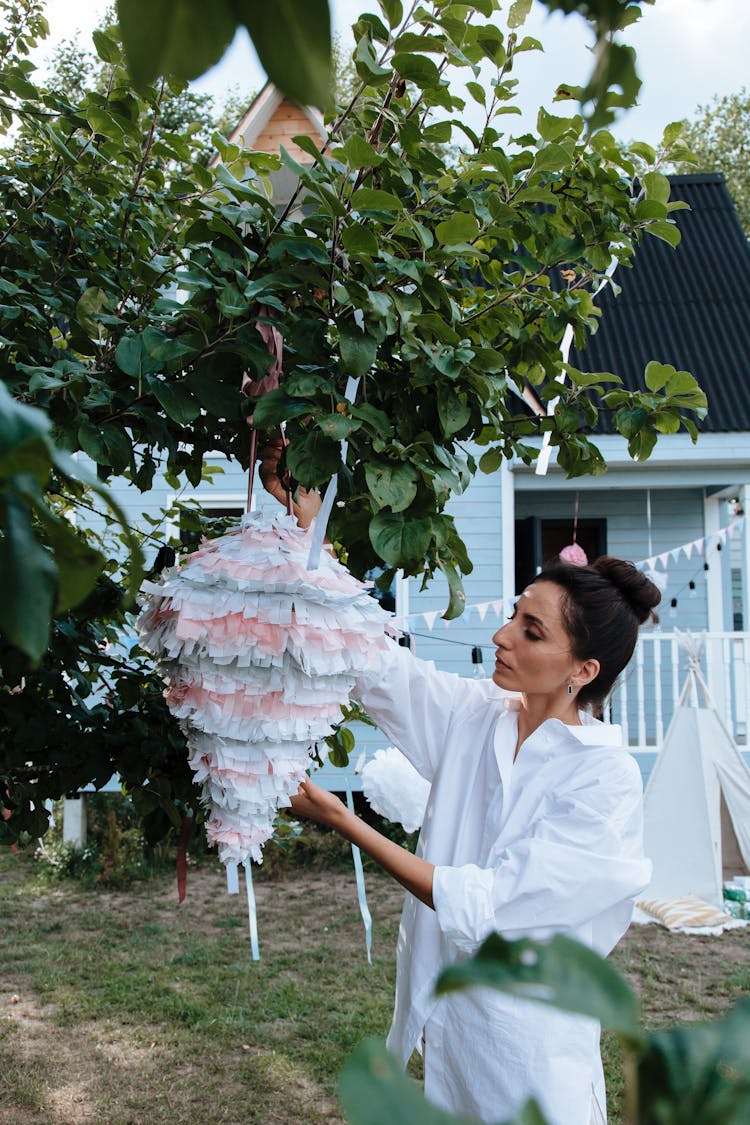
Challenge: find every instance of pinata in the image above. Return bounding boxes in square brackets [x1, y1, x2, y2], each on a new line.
[137, 509, 392, 876]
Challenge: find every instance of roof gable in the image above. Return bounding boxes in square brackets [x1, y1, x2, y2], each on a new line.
[569, 174, 750, 432]
[211, 82, 326, 168]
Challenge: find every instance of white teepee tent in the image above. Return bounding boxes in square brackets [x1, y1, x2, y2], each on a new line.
[642, 646, 750, 907]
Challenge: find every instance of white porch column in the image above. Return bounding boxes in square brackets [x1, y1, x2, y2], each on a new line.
[703, 492, 725, 632]
[742, 485, 750, 632]
[62, 796, 87, 849]
[703, 493, 726, 719]
[501, 460, 516, 604]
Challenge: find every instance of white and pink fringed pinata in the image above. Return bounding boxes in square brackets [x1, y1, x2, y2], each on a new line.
[136, 509, 392, 875]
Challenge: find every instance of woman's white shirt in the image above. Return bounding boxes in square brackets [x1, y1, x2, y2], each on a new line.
[354, 640, 651, 1125]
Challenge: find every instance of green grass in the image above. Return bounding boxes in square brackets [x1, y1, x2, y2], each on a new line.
[1, 846, 749, 1124]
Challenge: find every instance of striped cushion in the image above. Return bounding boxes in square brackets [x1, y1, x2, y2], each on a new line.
[637, 893, 734, 931]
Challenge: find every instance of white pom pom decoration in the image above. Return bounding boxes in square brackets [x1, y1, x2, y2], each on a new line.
[361, 746, 431, 834]
[137, 510, 392, 867]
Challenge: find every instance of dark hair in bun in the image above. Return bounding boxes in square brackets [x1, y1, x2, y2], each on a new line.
[531, 555, 661, 707]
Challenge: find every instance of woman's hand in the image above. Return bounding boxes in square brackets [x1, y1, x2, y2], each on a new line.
[288, 778, 348, 829]
[258, 439, 323, 530]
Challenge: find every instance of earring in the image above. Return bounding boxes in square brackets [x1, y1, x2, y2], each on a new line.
[567, 683, 574, 696]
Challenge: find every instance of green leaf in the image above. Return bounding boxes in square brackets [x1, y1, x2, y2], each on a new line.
[614, 406, 648, 439]
[533, 143, 571, 173]
[466, 81, 486, 107]
[644, 361, 674, 392]
[642, 171, 671, 205]
[35, 511, 106, 613]
[479, 447, 503, 474]
[436, 212, 479, 246]
[536, 107, 575, 142]
[250, 390, 313, 428]
[369, 511, 433, 567]
[438, 933, 642, 1041]
[146, 375, 201, 424]
[342, 226, 379, 256]
[645, 220, 681, 247]
[286, 431, 341, 486]
[381, 0, 403, 28]
[438, 555, 466, 620]
[508, 0, 533, 29]
[0, 491, 57, 661]
[339, 324, 378, 378]
[364, 462, 418, 512]
[392, 52, 442, 89]
[340, 1038, 478, 1125]
[318, 414, 361, 440]
[116, 0, 236, 85]
[92, 29, 122, 64]
[76, 287, 109, 339]
[351, 187, 403, 214]
[337, 135, 384, 169]
[0, 384, 52, 457]
[437, 386, 471, 435]
[217, 283, 247, 317]
[638, 999, 750, 1122]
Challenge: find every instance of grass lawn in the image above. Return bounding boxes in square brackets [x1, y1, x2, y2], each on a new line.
[1, 845, 749, 1124]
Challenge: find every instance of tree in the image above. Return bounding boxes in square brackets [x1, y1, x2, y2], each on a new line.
[677, 88, 750, 236]
[1, 0, 705, 839]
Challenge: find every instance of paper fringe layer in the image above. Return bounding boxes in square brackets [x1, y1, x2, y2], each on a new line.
[137, 511, 391, 865]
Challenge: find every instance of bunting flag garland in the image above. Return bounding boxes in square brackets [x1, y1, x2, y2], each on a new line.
[393, 517, 745, 633]
[137, 510, 392, 869]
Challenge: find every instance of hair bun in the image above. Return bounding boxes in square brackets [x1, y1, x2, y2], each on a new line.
[591, 556, 661, 624]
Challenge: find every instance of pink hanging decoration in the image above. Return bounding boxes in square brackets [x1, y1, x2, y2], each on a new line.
[559, 490, 588, 566]
[559, 542, 588, 566]
[137, 511, 392, 866]
[241, 306, 284, 398]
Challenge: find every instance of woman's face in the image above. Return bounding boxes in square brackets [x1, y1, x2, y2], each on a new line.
[491, 580, 581, 698]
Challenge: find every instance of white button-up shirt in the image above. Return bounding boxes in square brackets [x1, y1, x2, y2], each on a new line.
[355, 641, 651, 1124]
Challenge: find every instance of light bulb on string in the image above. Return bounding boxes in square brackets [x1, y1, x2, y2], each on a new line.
[471, 645, 485, 678]
[669, 597, 678, 619]
[689, 580, 697, 598]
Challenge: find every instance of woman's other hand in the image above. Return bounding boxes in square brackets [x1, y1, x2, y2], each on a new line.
[258, 439, 322, 529]
[288, 778, 347, 829]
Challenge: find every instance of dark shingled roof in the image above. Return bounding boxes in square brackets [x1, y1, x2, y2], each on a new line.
[568, 174, 750, 432]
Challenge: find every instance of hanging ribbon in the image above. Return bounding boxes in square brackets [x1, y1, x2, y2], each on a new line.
[307, 376, 361, 570]
[345, 774, 373, 965]
[243, 859, 260, 961]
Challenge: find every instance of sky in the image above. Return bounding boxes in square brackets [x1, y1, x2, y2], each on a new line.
[34, 0, 750, 145]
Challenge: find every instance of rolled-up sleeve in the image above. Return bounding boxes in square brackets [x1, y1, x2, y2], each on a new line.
[432, 760, 652, 953]
[353, 640, 488, 781]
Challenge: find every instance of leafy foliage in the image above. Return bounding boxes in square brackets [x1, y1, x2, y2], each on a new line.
[675, 87, 750, 236]
[0, 573, 195, 847]
[0, 0, 707, 835]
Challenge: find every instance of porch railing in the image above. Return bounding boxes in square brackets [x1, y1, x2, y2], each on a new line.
[607, 631, 750, 751]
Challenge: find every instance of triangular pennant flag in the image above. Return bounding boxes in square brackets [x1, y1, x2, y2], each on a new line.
[684, 542, 694, 560]
[477, 602, 489, 622]
[694, 538, 705, 556]
[422, 610, 439, 631]
[671, 548, 681, 562]
[718, 527, 728, 544]
[491, 599, 504, 617]
[657, 552, 669, 568]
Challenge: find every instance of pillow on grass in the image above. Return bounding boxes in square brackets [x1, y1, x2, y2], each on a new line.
[637, 893, 735, 932]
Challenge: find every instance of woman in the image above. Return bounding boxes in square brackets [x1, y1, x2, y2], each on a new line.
[260, 451, 658, 1124]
